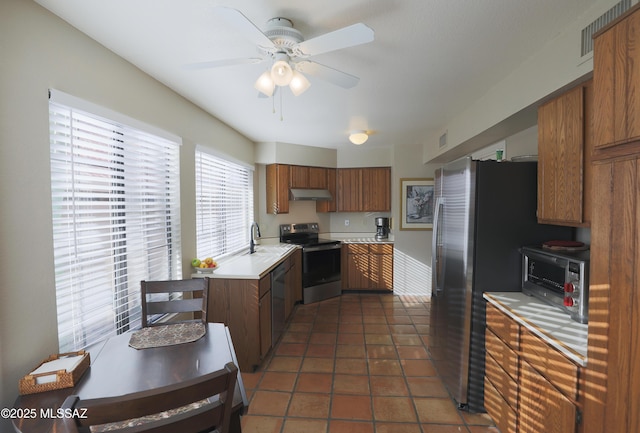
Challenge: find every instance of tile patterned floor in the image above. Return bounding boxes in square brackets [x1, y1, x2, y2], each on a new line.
[240, 293, 499, 433]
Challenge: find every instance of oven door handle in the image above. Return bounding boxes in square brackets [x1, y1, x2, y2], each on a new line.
[304, 244, 342, 252]
[521, 248, 562, 265]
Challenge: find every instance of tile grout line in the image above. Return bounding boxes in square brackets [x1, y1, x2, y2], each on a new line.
[243, 293, 493, 433]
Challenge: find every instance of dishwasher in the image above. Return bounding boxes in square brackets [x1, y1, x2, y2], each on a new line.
[271, 261, 286, 345]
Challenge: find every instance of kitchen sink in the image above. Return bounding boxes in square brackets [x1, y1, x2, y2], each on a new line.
[243, 245, 295, 257]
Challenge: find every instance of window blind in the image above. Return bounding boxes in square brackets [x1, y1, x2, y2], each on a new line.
[49, 98, 182, 352]
[195, 149, 254, 259]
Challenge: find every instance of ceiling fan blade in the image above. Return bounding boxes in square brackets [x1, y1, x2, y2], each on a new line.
[295, 60, 360, 89]
[184, 57, 263, 70]
[294, 23, 374, 57]
[213, 6, 275, 51]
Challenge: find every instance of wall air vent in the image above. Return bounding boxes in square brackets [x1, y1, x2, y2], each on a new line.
[439, 131, 448, 148]
[581, 0, 634, 57]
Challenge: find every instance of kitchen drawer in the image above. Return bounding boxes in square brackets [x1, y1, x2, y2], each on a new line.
[520, 328, 579, 400]
[486, 303, 520, 349]
[485, 352, 518, 411]
[347, 244, 369, 254]
[369, 243, 393, 254]
[484, 375, 517, 433]
[486, 329, 518, 381]
[519, 359, 577, 433]
[346, 243, 370, 254]
[259, 274, 271, 298]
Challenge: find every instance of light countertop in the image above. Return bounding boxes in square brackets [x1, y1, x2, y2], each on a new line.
[329, 233, 394, 244]
[191, 244, 299, 280]
[484, 292, 588, 367]
[338, 238, 394, 244]
[190, 233, 393, 280]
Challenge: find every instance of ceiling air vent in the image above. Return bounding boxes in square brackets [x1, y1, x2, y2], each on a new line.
[581, 0, 634, 57]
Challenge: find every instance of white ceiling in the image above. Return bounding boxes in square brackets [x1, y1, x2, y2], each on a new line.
[34, 0, 594, 150]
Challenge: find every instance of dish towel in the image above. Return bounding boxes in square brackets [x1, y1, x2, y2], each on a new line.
[128, 322, 206, 349]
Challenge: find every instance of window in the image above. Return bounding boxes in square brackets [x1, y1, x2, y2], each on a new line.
[49, 90, 182, 352]
[195, 148, 254, 259]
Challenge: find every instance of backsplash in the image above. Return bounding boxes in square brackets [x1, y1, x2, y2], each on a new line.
[328, 212, 392, 236]
[258, 200, 391, 239]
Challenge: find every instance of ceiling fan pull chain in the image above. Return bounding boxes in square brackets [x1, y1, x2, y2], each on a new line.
[280, 89, 284, 122]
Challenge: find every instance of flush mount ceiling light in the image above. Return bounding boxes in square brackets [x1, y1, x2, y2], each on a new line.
[349, 130, 369, 145]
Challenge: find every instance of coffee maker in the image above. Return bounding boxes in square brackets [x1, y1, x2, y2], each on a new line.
[375, 217, 390, 240]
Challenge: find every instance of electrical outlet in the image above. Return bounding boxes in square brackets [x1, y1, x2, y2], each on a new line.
[344, 219, 350, 227]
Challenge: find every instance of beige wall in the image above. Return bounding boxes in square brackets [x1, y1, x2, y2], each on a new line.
[0, 0, 254, 416]
[423, 0, 619, 163]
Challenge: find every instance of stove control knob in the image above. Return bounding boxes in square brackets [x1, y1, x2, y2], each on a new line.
[564, 282, 575, 293]
[564, 296, 575, 307]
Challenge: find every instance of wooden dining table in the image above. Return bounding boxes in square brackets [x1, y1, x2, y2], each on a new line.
[11, 323, 248, 433]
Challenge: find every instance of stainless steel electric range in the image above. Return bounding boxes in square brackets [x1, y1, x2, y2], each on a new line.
[279, 223, 342, 304]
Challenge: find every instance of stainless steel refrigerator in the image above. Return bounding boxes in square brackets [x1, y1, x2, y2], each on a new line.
[429, 157, 572, 412]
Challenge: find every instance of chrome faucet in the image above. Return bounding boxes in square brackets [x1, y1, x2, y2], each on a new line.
[249, 221, 261, 254]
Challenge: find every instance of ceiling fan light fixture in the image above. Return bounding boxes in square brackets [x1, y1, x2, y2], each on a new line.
[289, 70, 311, 96]
[254, 70, 275, 96]
[271, 56, 293, 86]
[349, 130, 369, 145]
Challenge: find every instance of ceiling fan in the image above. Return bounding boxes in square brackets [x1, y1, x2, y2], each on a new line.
[188, 7, 375, 97]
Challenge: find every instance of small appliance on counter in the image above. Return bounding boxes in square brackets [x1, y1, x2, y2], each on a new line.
[375, 217, 390, 240]
[521, 244, 590, 324]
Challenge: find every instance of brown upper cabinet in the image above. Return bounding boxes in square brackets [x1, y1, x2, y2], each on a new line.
[337, 167, 391, 212]
[266, 163, 337, 214]
[593, 8, 640, 153]
[336, 168, 362, 212]
[267, 164, 390, 214]
[289, 165, 328, 189]
[537, 81, 593, 227]
[309, 166, 328, 189]
[315, 168, 337, 213]
[266, 164, 290, 214]
[362, 167, 391, 212]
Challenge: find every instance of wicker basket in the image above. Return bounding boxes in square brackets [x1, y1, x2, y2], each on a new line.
[19, 350, 90, 395]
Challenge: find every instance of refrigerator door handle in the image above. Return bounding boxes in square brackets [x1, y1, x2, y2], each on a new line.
[432, 196, 444, 296]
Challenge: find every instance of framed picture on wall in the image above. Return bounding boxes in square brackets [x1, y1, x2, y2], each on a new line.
[400, 178, 434, 230]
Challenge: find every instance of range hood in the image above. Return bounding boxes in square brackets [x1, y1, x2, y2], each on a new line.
[289, 188, 332, 201]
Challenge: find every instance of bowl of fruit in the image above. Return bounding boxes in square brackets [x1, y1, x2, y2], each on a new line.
[191, 257, 219, 273]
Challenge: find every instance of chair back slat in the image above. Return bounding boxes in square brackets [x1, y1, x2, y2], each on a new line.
[61, 362, 237, 433]
[142, 279, 207, 294]
[145, 299, 204, 315]
[140, 278, 208, 327]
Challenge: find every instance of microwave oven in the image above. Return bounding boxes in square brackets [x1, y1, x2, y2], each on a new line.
[520, 246, 590, 324]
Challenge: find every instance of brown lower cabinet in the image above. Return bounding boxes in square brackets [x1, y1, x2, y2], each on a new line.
[207, 250, 302, 372]
[343, 243, 393, 291]
[484, 303, 582, 433]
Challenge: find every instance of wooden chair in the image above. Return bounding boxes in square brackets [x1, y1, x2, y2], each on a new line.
[59, 362, 237, 433]
[140, 278, 209, 328]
